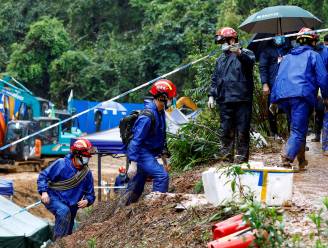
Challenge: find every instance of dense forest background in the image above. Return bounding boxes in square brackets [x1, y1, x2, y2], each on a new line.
[0, 0, 327, 107]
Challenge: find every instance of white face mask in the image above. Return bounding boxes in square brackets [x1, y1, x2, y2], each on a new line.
[222, 43, 230, 51]
[77, 156, 90, 166]
[82, 157, 90, 165]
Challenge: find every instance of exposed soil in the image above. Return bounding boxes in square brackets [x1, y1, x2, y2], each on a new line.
[1, 136, 328, 247]
[49, 137, 328, 248]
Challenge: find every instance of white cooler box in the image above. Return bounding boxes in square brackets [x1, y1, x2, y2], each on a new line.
[202, 163, 294, 206]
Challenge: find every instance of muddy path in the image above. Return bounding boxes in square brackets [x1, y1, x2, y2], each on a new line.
[293, 139, 328, 208]
[283, 138, 328, 241]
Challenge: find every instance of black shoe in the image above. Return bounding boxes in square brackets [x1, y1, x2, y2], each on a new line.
[234, 155, 247, 164]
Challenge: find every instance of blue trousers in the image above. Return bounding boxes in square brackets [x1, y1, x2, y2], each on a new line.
[279, 97, 311, 160]
[127, 150, 169, 203]
[322, 112, 328, 151]
[45, 199, 78, 239]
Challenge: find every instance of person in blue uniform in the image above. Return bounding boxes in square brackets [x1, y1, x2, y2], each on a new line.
[37, 139, 96, 239]
[126, 79, 177, 204]
[271, 28, 328, 169]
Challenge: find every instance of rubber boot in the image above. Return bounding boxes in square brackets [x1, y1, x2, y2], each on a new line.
[297, 144, 308, 171]
[281, 155, 293, 168]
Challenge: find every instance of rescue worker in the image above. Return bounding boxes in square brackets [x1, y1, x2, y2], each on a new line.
[324, 34, 328, 46]
[114, 166, 129, 193]
[37, 139, 96, 240]
[271, 27, 328, 169]
[259, 35, 291, 138]
[126, 79, 177, 204]
[312, 33, 328, 142]
[208, 27, 255, 163]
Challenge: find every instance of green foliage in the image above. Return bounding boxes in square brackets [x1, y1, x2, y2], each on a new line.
[7, 17, 71, 98]
[307, 197, 328, 247]
[194, 180, 204, 194]
[168, 110, 221, 171]
[87, 237, 97, 248]
[2, 0, 327, 109]
[49, 50, 91, 105]
[242, 201, 286, 247]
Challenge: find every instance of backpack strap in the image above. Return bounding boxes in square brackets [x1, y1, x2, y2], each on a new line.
[140, 109, 155, 130]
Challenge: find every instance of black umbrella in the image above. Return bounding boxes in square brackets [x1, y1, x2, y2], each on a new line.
[239, 5, 322, 34]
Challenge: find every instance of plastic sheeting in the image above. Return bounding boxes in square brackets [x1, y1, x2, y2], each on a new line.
[0, 179, 13, 196]
[72, 127, 125, 155]
[0, 196, 50, 248]
[71, 109, 201, 155]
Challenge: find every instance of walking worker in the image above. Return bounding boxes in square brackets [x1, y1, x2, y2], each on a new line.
[208, 27, 255, 164]
[37, 139, 96, 240]
[271, 27, 328, 169]
[259, 34, 290, 138]
[126, 79, 176, 204]
[312, 34, 328, 142]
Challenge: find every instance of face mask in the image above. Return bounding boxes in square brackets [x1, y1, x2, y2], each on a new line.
[77, 156, 90, 166]
[165, 99, 172, 109]
[274, 36, 285, 46]
[222, 43, 230, 52]
[291, 40, 299, 48]
[82, 157, 90, 165]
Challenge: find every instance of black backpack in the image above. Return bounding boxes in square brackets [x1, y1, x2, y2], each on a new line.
[119, 109, 155, 147]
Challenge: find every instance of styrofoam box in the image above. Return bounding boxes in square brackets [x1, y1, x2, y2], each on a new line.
[202, 162, 294, 206]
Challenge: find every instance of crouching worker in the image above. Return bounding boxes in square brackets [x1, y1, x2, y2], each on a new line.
[37, 139, 96, 240]
[271, 28, 328, 169]
[126, 79, 177, 205]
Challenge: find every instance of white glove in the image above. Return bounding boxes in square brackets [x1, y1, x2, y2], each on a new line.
[269, 104, 278, 115]
[208, 96, 216, 109]
[127, 161, 137, 178]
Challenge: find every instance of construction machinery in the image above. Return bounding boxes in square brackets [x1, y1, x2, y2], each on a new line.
[0, 76, 82, 170]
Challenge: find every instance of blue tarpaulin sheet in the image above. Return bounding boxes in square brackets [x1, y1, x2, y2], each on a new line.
[71, 127, 125, 155]
[71, 99, 143, 134]
[0, 179, 13, 196]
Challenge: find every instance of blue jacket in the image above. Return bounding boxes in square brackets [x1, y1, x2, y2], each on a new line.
[271, 45, 328, 106]
[316, 44, 328, 70]
[37, 154, 95, 206]
[127, 101, 166, 161]
[259, 44, 290, 87]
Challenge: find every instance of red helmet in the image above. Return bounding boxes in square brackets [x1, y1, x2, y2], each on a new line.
[71, 139, 97, 157]
[149, 79, 177, 99]
[297, 27, 319, 43]
[118, 166, 126, 173]
[215, 27, 238, 44]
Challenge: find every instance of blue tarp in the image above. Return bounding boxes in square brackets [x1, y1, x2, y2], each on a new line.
[71, 127, 125, 155]
[71, 99, 143, 134]
[0, 179, 13, 196]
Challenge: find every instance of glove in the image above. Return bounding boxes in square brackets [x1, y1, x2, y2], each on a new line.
[161, 155, 171, 172]
[127, 161, 137, 178]
[208, 96, 216, 109]
[269, 103, 278, 115]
